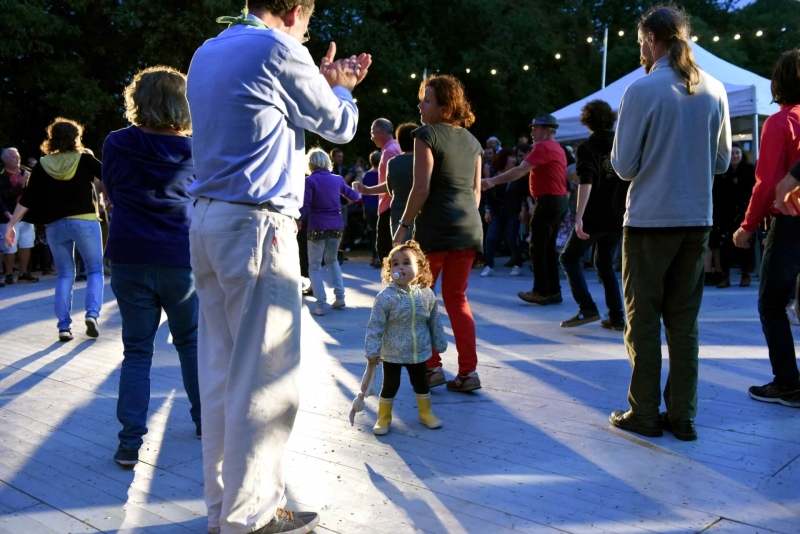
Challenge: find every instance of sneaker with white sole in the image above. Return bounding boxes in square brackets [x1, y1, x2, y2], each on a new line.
[509, 265, 522, 276]
[253, 508, 320, 534]
[446, 371, 482, 392]
[114, 446, 138, 466]
[480, 266, 494, 277]
[426, 366, 446, 387]
[85, 317, 99, 338]
[58, 329, 74, 342]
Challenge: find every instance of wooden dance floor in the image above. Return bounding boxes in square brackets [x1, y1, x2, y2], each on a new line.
[0, 260, 798, 533]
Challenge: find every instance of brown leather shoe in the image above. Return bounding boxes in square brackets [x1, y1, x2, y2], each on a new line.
[740, 273, 751, 287]
[716, 273, 730, 288]
[659, 412, 697, 441]
[609, 410, 663, 437]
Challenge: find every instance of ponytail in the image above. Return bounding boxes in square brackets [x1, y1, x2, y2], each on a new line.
[669, 39, 701, 95]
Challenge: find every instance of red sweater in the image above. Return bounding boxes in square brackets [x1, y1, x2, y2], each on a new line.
[741, 104, 800, 232]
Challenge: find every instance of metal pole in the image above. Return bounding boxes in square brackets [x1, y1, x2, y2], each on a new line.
[601, 27, 608, 89]
[752, 114, 760, 162]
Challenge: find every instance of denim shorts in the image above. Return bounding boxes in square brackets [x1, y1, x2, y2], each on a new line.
[0, 221, 35, 253]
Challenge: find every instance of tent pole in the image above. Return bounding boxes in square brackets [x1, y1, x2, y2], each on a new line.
[601, 27, 608, 89]
[752, 114, 760, 161]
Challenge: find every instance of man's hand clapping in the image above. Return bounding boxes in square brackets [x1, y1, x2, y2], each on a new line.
[320, 42, 372, 92]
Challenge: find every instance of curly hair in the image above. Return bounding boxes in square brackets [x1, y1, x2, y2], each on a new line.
[579, 100, 617, 133]
[124, 66, 191, 133]
[771, 49, 800, 105]
[418, 75, 475, 128]
[247, 0, 314, 16]
[40, 118, 84, 154]
[381, 240, 434, 287]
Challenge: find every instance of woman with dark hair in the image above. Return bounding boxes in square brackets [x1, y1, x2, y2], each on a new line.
[102, 66, 201, 466]
[710, 143, 756, 288]
[393, 74, 484, 392]
[734, 49, 800, 408]
[4, 118, 104, 340]
[481, 147, 525, 277]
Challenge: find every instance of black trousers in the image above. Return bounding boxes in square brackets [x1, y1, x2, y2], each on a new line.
[380, 362, 429, 399]
[377, 211, 393, 260]
[529, 195, 568, 294]
[758, 215, 800, 389]
[297, 227, 309, 278]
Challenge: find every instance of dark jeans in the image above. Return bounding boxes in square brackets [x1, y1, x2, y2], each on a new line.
[622, 228, 709, 420]
[559, 228, 623, 320]
[484, 214, 522, 268]
[365, 206, 379, 260]
[758, 215, 800, 389]
[380, 362, 429, 399]
[377, 210, 392, 260]
[111, 263, 201, 450]
[530, 195, 568, 294]
[297, 226, 309, 278]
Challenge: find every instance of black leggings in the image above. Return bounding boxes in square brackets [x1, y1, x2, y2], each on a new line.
[380, 362, 429, 399]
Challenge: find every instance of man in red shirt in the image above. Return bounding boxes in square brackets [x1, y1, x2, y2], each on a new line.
[733, 49, 800, 408]
[482, 114, 568, 304]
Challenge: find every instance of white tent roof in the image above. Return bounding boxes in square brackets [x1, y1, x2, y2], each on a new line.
[552, 42, 779, 142]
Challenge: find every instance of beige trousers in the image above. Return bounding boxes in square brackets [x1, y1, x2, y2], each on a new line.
[190, 198, 301, 534]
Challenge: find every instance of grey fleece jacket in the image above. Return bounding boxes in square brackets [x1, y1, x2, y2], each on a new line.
[365, 283, 447, 365]
[611, 56, 731, 227]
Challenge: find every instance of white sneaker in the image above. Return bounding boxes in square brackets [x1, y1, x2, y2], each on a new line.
[509, 266, 522, 277]
[480, 266, 494, 277]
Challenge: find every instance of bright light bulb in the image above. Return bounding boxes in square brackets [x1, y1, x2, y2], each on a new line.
[382, 88, 388, 94]
[491, 69, 497, 75]
[734, 34, 741, 40]
[782, 27, 786, 32]
[618, 30, 624, 37]
[410, 73, 416, 79]
[555, 53, 561, 60]
[466, 68, 471, 73]
[713, 36, 720, 42]
[523, 65, 529, 71]
[587, 37, 593, 43]
[691, 36, 698, 42]
[756, 30, 763, 37]
[353, 98, 357, 103]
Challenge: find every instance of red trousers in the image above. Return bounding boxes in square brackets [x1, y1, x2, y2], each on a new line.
[426, 249, 478, 375]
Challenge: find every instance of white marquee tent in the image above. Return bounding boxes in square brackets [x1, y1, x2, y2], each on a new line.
[551, 42, 778, 158]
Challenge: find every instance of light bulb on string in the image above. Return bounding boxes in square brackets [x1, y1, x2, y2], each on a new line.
[782, 27, 786, 32]
[410, 73, 416, 79]
[587, 37, 593, 43]
[734, 34, 741, 40]
[713, 36, 720, 42]
[555, 53, 561, 60]
[618, 30, 624, 37]
[691, 36, 698, 42]
[756, 30, 763, 37]
[382, 88, 388, 94]
[490, 69, 497, 75]
[465, 68, 471, 73]
[523, 65, 529, 71]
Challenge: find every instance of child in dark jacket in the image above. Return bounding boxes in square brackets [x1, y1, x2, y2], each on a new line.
[365, 241, 447, 435]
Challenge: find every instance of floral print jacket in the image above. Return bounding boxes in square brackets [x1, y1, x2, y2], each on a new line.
[365, 283, 447, 364]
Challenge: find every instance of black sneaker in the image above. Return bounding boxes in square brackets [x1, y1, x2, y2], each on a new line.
[518, 290, 550, 305]
[600, 316, 625, 331]
[549, 292, 563, 304]
[4, 274, 14, 285]
[560, 310, 601, 328]
[749, 382, 800, 405]
[85, 317, 100, 338]
[58, 330, 74, 342]
[114, 446, 138, 466]
[17, 272, 39, 283]
[779, 390, 800, 408]
[253, 508, 320, 534]
[75, 273, 87, 281]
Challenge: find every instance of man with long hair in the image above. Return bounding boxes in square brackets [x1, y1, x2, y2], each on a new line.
[609, 6, 731, 441]
[186, 1, 371, 532]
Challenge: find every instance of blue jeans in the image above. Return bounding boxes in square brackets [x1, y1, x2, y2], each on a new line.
[46, 218, 104, 330]
[308, 236, 344, 304]
[111, 263, 201, 450]
[559, 228, 623, 320]
[484, 214, 522, 268]
[758, 215, 800, 389]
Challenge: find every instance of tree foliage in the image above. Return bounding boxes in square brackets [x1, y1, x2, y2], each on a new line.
[0, 0, 795, 162]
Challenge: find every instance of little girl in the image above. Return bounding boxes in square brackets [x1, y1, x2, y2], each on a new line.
[365, 241, 448, 435]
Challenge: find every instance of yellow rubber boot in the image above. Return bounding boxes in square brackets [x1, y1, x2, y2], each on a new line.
[416, 393, 442, 429]
[373, 397, 393, 435]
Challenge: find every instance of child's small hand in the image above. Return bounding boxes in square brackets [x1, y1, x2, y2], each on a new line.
[367, 356, 383, 363]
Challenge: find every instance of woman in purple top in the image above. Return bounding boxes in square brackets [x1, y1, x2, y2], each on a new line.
[301, 149, 360, 316]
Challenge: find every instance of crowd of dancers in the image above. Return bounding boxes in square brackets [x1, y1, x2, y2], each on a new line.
[1, 2, 800, 534]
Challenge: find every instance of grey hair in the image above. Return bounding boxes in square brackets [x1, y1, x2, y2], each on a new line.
[307, 148, 332, 172]
[486, 136, 501, 145]
[1, 147, 19, 160]
[372, 118, 394, 136]
[124, 66, 191, 132]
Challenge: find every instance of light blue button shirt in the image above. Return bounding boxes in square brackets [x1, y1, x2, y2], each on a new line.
[186, 15, 359, 218]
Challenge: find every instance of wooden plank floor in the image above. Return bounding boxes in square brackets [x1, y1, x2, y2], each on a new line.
[0, 260, 798, 533]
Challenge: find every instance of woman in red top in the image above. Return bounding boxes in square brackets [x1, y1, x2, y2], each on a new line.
[733, 49, 800, 408]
